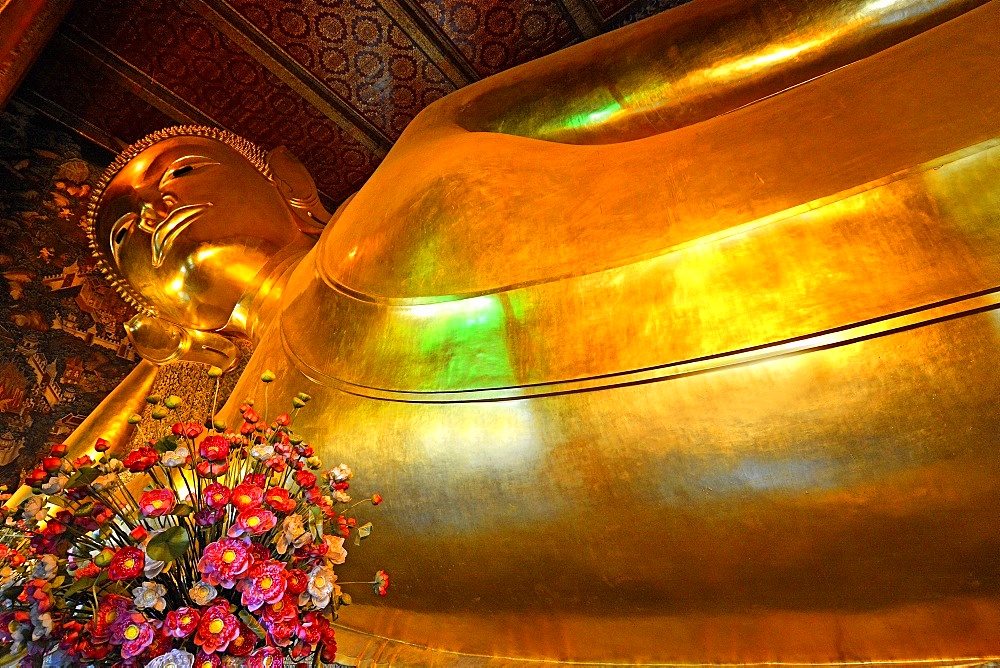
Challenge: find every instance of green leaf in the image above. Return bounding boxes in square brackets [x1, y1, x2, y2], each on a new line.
[172, 503, 194, 518]
[238, 610, 267, 638]
[152, 435, 179, 453]
[146, 525, 190, 562]
[66, 467, 99, 488]
[63, 576, 94, 597]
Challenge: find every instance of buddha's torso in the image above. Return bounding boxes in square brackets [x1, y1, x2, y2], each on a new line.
[219, 3, 1000, 664]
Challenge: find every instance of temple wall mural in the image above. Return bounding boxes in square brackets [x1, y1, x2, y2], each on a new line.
[0, 102, 132, 490]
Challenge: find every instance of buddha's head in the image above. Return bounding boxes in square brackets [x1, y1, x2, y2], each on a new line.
[88, 126, 333, 366]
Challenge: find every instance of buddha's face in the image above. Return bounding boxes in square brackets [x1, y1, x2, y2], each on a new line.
[95, 136, 301, 331]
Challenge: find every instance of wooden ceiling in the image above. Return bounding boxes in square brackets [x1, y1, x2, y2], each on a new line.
[14, 0, 687, 205]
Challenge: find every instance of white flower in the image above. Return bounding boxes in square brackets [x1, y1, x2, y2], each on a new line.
[132, 581, 167, 611]
[276, 514, 311, 555]
[330, 463, 353, 483]
[91, 473, 117, 491]
[332, 489, 351, 504]
[300, 564, 339, 610]
[101, 458, 124, 473]
[147, 649, 195, 668]
[161, 446, 189, 467]
[31, 555, 57, 581]
[250, 443, 275, 461]
[322, 535, 347, 566]
[189, 581, 217, 606]
[40, 475, 68, 495]
[21, 496, 47, 526]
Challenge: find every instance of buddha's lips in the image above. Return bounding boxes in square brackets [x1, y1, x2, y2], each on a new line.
[151, 202, 213, 268]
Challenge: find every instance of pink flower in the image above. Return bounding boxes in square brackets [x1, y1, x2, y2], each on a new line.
[248, 646, 285, 668]
[238, 560, 288, 611]
[194, 507, 225, 526]
[201, 483, 230, 509]
[139, 488, 176, 517]
[198, 538, 252, 588]
[228, 508, 277, 538]
[112, 612, 155, 659]
[164, 607, 200, 638]
[199, 435, 230, 462]
[193, 603, 239, 654]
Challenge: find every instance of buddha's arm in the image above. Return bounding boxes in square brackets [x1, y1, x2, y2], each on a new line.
[422, 0, 985, 145]
[4, 361, 158, 509]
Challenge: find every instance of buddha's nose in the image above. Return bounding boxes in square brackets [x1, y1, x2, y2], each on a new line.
[137, 201, 164, 234]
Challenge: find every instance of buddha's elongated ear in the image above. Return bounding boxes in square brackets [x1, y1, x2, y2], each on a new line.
[267, 146, 332, 235]
[125, 314, 241, 372]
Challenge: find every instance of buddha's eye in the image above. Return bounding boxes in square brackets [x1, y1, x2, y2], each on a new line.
[160, 156, 219, 188]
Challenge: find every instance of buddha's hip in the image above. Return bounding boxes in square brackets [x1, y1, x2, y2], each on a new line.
[232, 302, 1000, 664]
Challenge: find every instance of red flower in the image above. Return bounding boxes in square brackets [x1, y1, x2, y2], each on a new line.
[172, 421, 205, 439]
[274, 413, 291, 426]
[296, 611, 322, 645]
[194, 603, 240, 654]
[294, 470, 316, 489]
[199, 435, 230, 462]
[195, 460, 229, 478]
[262, 594, 298, 625]
[165, 607, 200, 638]
[25, 468, 47, 487]
[285, 568, 308, 595]
[374, 569, 390, 596]
[265, 456, 287, 472]
[72, 454, 93, 468]
[123, 445, 159, 472]
[199, 537, 252, 588]
[227, 623, 258, 657]
[130, 526, 148, 542]
[231, 482, 264, 511]
[194, 651, 222, 668]
[108, 547, 145, 581]
[139, 488, 176, 517]
[41, 456, 62, 473]
[75, 562, 100, 579]
[49, 443, 68, 457]
[244, 473, 266, 487]
[228, 508, 277, 538]
[202, 483, 231, 509]
[264, 487, 295, 513]
[93, 438, 110, 453]
[243, 408, 260, 424]
[371, 493, 383, 506]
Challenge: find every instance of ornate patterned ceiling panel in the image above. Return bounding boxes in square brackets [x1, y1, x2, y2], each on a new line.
[223, 0, 459, 138]
[64, 0, 383, 201]
[11, 0, 690, 205]
[415, 0, 578, 76]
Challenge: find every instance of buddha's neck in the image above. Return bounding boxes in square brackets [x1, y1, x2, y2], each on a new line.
[227, 236, 312, 345]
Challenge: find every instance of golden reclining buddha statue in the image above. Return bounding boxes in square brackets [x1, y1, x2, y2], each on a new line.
[66, 0, 1000, 662]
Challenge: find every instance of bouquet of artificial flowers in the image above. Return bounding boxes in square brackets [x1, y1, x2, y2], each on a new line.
[0, 369, 386, 668]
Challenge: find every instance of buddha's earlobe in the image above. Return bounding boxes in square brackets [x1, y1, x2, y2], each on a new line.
[125, 314, 241, 372]
[267, 146, 332, 235]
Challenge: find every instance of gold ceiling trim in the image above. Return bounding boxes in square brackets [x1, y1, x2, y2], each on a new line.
[556, 0, 603, 38]
[378, 0, 479, 85]
[56, 28, 221, 128]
